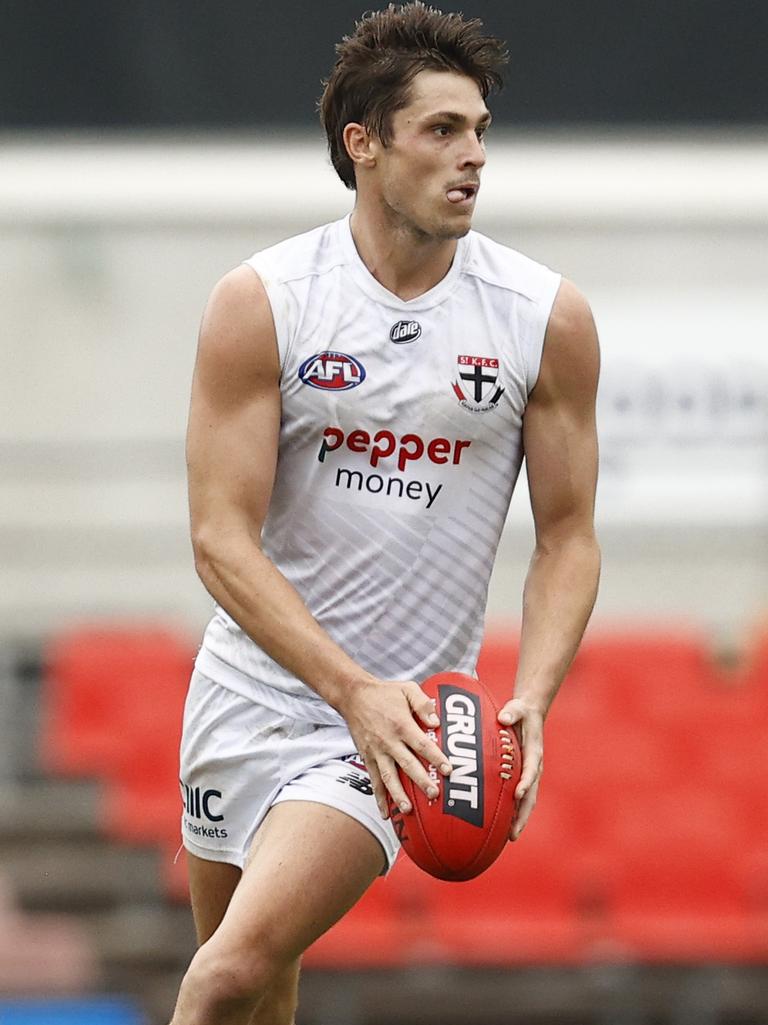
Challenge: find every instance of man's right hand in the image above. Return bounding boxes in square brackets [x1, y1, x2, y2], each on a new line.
[339, 680, 452, 819]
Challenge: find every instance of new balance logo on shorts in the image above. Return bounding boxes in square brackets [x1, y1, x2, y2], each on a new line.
[180, 780, 229, 839]
[336, 769, 374, 797]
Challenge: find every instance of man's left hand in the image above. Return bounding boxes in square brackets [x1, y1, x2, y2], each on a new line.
[497, 697, 544, 841]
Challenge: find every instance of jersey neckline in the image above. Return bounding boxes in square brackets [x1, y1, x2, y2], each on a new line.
[339, 214, 470, 311]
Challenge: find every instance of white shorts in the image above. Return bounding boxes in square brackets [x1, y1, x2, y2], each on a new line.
[179, 669, 399, 871]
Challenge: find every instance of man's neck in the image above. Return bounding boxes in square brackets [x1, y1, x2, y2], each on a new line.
[349, 204, 459, 302]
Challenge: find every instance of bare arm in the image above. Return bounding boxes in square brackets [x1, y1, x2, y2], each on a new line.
[187, 266, 449, 818]
[498, 278, 601, 838]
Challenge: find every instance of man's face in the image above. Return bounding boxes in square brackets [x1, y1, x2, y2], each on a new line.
[369, 69, 491, 241]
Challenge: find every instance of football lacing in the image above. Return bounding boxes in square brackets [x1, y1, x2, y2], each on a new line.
[498, 728, 516, 779]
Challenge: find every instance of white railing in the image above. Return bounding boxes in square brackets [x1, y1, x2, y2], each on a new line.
[2, 133, 768, 225]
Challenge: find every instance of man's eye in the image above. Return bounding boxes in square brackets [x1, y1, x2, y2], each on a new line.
[434, 126, 451, 137]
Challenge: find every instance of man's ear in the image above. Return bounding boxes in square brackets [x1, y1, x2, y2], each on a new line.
[343, 122, 378, 174]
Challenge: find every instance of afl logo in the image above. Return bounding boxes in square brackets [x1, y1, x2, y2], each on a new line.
[298, 351, 366, 391]
[389, 320, 422, 344]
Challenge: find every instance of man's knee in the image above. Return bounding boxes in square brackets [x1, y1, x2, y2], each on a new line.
[173, 940, 279, 1023]
[251, 960, 300, 1025]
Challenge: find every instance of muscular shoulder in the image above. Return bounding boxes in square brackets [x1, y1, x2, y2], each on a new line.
[547, 278, 596, 346]
[204, 264, 272, 336]
[534, 278, 600, 403]
[197, 265, 279, 396]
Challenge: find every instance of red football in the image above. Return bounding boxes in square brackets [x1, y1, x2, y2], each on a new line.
[392, 671, 521, 881]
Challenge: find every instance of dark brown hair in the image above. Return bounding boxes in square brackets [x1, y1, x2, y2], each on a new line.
[319, 2, 508, 190]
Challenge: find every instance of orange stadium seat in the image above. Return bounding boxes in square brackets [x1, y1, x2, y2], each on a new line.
[601, 787, 764, 962]
[575, 628, 718, 722]
[423, 795, 602, 965]
[548, 652, 613, 725]
[668, 711, 768, 801]
[426, 875, 588, 966]
[40, 625, 194, 900]
[544, 714, 673, 797]
[101, 706, 185, 846]
[741, 849, 768, 926]
[609, 850, 761, 962]
[41, 625, 194, 779]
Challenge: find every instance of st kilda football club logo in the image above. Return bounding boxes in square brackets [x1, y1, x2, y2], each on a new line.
[453, 355, 505, 412]
[298, 351, 366, 391]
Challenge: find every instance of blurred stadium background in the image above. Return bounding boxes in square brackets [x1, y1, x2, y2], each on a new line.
[1, 1, 766, 1023]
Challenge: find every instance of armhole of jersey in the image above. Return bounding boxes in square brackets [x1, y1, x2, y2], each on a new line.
[242, 256, 291, 372]
[524, 271, 563, 396]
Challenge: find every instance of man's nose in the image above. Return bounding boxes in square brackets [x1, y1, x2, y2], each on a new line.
[460, 131, 486, 169]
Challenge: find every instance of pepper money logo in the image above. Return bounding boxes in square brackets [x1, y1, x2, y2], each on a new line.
[317, 425, 472, 510]
[298, 351, 366, 391]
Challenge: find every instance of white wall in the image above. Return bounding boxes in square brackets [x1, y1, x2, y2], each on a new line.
[1, 136, 766, 644]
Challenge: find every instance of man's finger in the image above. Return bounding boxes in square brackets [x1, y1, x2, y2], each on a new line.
[379, 757, 412, 815]
[393, 742, 440, 799]
[513, 711, 543, 800]
[516, 737, 542, 800]
[512, 781, 539, 840]
[365, 758, 390, 819]
[404, 724, 452, 778]
[498, 699, 525, 726]
[402, 685, 452, 774]
[412, 694, 441, 730]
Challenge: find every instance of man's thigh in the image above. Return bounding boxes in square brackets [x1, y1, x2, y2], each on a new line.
[187, 855, 303, 1025]
[187, 853, 241, 944]
[205, 799, 386, 965]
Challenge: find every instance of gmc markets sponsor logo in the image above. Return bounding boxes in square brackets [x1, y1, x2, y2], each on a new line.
[180, 780, 228, 838]
[181, 782, 224, 821]
[440, 685, 484, 827]
[317, 426, 472, 510]
[298, 351, 366, 391]
[390, 320, 421, 344]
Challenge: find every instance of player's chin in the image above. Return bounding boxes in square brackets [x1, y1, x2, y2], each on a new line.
[432, 215, 473, 240]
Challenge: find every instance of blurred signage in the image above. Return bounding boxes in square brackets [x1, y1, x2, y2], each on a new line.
[510, 292, 768, 528]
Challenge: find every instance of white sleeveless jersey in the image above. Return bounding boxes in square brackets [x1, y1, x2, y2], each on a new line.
[195, 215, 561, 723]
